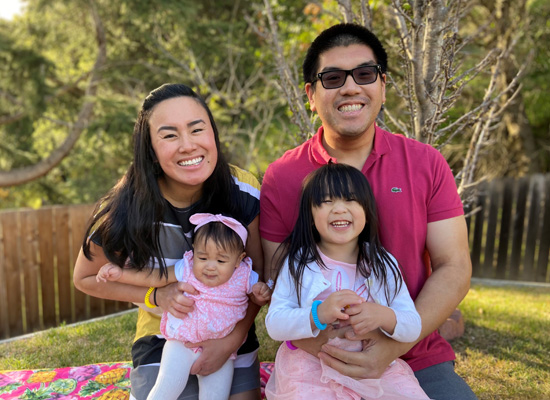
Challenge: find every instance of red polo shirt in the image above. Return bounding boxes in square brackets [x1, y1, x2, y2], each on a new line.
[260, 125, 464, 371]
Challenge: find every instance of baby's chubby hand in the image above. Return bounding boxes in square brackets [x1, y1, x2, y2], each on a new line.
[249, 281, 272, 306]
[96, 263, 123, 283]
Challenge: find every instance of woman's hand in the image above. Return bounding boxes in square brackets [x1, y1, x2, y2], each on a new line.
[185, 300, 261, 376]
[185, 326, 245, 376]
[155, 281, 197, 318]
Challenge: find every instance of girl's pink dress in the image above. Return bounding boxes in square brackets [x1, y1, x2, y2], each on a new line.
[160, 251, 254, 357]
[266, 252, 431, 400]
[267, 340, 430, 400]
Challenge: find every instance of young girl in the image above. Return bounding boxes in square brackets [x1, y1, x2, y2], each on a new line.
[97, 213, 271, 400]
[264, 163, 430, 400]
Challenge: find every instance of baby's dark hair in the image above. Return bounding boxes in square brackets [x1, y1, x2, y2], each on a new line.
[193, 221, 246, 254]
[275, 163, 402, 305]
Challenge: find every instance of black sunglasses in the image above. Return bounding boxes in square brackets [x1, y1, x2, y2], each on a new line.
[312, 65, 382, 89]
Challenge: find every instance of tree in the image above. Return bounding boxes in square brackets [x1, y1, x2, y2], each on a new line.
[0, 0, 302, 207]
[256, 0, 537, 204]
[0, 0, 106, 188]
[0, 0, 547, 209]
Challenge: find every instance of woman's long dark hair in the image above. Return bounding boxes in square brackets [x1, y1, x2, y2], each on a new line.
[274, 163, 402, 306]
[82, 84, 241, 277]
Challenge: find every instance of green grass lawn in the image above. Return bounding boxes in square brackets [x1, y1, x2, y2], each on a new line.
[1, 283, 549, 399]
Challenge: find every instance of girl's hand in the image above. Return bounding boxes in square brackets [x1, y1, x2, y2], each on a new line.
[155, 281, 197, 318]
[317, 290, 364, 326]
[345, 302, 397, 336]
[96, 263, 122, 283]
[249, 282, 272, 306]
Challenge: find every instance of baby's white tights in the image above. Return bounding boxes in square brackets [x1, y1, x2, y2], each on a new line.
[146, 339, 234, 400]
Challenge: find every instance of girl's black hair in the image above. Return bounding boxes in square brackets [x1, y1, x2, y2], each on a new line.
[274, 163, 402, 305]
[82, 84, 242, 277]
[193, 221, 246, 254]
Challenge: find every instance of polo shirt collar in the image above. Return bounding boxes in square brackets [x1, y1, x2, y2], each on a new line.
[310, 124, 392, 166]
[310, 126, 332, 165]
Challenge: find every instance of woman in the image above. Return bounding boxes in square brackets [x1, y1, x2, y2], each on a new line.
[73, 83, 263, 400]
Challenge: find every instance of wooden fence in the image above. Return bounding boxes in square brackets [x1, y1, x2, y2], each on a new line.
[0, 174, 549, 340]
[466, 174, 550, 283]
[0, 204, 134, 340]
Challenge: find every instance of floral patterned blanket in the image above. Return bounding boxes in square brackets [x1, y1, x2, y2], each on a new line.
[0, 361, 274, 399]
[0, 362, 131, 400]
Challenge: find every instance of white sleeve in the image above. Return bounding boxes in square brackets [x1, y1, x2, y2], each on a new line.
[174, 257, 189, 282]
[248, 270, 259, 293]
[264, 260, 318, 341]
[371, 255, 422, 343]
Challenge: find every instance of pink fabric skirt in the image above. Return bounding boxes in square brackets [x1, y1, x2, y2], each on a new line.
[265, 340, 431, 400]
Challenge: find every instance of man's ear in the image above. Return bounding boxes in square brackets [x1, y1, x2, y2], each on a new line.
[305, 82, 316, 112]
[381, 74, 386, 104]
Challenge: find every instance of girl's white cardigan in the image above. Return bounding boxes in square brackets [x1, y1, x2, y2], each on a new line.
[265, 251, 421, 343]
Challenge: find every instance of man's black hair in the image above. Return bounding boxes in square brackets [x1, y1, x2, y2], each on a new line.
[303, 23, 388, 86]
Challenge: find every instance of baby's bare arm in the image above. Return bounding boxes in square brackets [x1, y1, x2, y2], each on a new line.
[96, 263, 123, 283]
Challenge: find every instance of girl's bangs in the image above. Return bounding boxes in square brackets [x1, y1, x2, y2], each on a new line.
[310, 168, 356, 205]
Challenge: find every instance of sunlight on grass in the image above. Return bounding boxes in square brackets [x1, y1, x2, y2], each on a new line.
[0, 311, 136, 370]
[453, 284, 550, 399]
[1, 284, 548, 399]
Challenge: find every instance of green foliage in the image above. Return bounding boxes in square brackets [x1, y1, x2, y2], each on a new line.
[0, 0, 548, 208]
[522, 0, 550, 170]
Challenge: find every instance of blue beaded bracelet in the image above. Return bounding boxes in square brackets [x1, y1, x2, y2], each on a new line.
[311, 300, 327, 330]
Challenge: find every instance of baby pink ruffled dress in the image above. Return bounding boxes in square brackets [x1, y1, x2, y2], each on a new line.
[160, 250, 254, 358]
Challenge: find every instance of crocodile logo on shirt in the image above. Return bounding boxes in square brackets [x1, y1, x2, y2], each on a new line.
[391, 187, 402, 193]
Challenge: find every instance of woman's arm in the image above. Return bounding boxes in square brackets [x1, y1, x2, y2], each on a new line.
[74, 241, 196, 315]
[74, 242, 151, 304]
[98, 263, 177, 287]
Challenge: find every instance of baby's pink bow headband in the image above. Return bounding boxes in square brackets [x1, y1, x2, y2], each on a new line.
[189, 213, 248, 247]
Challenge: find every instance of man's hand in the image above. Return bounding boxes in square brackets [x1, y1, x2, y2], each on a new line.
[290, 324, 351, 356]
[318, 329, 412, 379]
[156, 281, 197, 318]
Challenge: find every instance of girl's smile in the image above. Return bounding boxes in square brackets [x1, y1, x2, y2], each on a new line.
[312, 197, 366, 263]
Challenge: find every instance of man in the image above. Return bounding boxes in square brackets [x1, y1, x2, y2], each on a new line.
[260, 23, 476, 399]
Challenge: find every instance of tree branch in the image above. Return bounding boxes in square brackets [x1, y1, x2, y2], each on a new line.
[0, 0, 106, 187]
